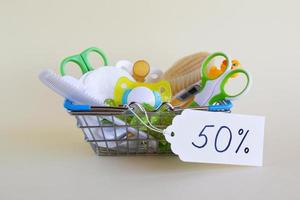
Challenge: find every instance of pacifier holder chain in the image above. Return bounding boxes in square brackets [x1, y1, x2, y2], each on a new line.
[125, 103, 167, 135]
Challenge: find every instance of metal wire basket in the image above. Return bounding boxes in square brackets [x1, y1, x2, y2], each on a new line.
[64, 99, 232, 156]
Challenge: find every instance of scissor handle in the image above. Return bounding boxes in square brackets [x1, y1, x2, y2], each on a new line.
[80, 47, 108, 71]
[60, 55, 89, 76]
[201, 52, 229, 84]
[208, 68, 251, 105]
[60, 47, 108, 76]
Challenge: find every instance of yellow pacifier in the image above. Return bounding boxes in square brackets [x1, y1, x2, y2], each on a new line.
[114, 60, 172, 108]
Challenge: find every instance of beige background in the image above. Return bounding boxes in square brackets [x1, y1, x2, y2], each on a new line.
[1, 0, 300, 199]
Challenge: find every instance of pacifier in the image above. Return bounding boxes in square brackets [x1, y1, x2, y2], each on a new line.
[116, 60, 163, 83]
[114, 60, 171, 108]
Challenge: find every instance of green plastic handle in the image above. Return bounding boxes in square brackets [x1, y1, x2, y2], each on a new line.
[60, 47, 108, 76]
[200, 52, 229, 87]
[60, 55, 89, 76]
[80, 47, 108, 71]
[208, 68, 251, 105]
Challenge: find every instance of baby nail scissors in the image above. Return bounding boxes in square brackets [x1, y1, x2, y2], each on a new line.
[194, 52, 252, 106]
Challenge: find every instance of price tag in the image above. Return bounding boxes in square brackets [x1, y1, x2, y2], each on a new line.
[164, 110, 265, 166]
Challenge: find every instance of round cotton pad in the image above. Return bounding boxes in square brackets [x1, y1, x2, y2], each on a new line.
[80, 67, 133, 104]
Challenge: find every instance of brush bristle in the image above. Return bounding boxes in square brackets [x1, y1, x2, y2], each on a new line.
[39, 69, 103, 106]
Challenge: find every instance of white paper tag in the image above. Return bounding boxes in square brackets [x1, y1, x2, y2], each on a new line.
[164, 110, 265, 166]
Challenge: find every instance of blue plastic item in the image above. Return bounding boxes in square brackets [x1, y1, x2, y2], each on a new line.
[207, 100, 233, 111]
[64, 99, 91, 111]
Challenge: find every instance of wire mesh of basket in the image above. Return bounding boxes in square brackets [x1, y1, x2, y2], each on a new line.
[65, 100, 232, 156]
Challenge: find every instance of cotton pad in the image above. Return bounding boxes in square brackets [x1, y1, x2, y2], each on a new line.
[80, 66, 134, 103]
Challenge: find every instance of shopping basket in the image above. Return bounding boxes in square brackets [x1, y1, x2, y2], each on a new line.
[64, 99, 232, 156]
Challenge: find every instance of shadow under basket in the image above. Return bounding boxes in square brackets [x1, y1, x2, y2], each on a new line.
[64, 99, 232, 156]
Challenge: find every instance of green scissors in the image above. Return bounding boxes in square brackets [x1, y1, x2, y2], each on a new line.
[193, 52, 252, 106]
[60, 47, 108, 76]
